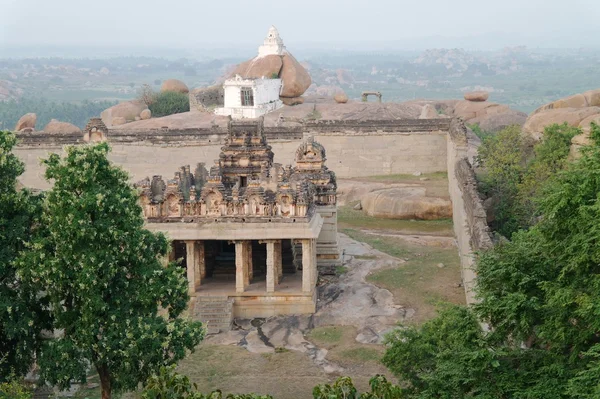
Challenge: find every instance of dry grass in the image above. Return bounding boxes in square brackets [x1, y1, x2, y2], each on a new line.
[177, 344, 328, 399]
[307, 325, 390, 384]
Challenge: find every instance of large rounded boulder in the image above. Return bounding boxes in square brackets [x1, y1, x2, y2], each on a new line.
[361, 187, 452, 220]
[43, 119, 81, 134]
[464, 91, 489, 102]
[100, 101, 148, 127]
[15, 113, 36, 131]
[523, 107, 600, 140]
[279, 53, 312, 98]
[228, 52, 312, 99]
[160, 79, 189, 94]
[230, 55, 283, 79]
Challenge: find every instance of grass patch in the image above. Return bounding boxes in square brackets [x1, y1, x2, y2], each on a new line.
[307, 326, 344, 345]
[335, 265, 348, 275]
[338, 205, 453, 236]
[339, 347, 382, 363]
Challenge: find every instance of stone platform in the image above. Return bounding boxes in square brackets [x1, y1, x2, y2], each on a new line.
[192, 274, 315, 318]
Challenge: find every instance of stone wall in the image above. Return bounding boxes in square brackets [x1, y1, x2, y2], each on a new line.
[446, 118, 493, 304]
[14, 119, 450, 189]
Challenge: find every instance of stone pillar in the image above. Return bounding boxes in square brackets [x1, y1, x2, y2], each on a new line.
[263, 240, 282, 293]
[185, 240, 197, 295]
[302, 239, 316, 293]
[235, 240, 252, 293]
[247, 241, 253, 281]
[194, 240, 205, 288]
[275, 241, 283, 281]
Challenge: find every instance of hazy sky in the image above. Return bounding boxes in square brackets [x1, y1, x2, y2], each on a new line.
[1, 0, 600, 51]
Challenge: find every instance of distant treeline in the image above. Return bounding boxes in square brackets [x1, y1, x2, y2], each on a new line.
[0, 98, 117, 130]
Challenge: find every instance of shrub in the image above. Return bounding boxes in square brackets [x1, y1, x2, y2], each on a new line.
[0, 380, 32, 399]
[149, 91, 190, 117]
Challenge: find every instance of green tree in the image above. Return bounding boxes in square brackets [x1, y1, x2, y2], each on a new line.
[19, 143, 204, 399]
[313, 375, 402, 399]
[477, 123, 578, 236]
[0, 379, 32, 399]
[477, 125, 530, 236]
[149, 92, 190, 117]
[0, 131, 48, 380]
[383, 123, 600, 398]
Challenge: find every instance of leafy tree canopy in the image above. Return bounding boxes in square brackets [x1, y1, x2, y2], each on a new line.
[18, 142, 204, 399]
[477, 123, 578, 237]
[384, 123, 600, 398]
[148, 91, 190, 117]
[0, 130, 48, 380]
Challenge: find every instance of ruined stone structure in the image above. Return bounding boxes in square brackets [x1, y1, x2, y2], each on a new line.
[361, 91, 382, 103]
[14, 115, 490, 309]
[133, 117, 339, 321]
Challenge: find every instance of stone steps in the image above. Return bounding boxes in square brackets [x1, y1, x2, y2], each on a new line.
[193, 296, 233, 334]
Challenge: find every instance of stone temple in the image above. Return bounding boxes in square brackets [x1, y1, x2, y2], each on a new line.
[135, 116, 339, 326]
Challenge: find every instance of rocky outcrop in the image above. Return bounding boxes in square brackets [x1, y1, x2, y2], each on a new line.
[570, 114, 600, 158]
[43, 119, 80, 134]
[112, 117, 127, 126]
[532, 89, 600, 114]
[230, 55, 283, 79]
[279, 53, 312, 98]
[361, 187, 452, 220]
[464, 91, 489, 102]
[333, 93, 348, 104]
[229, 52, 311, 99]
[160, 79, 189, 94]
[15, 113, 36, 131]
[281, 96, 304, 106]
[523, 107, 600, 140]
[470, 110, 527, 133]
[100, 101, 148, 127]
[524, 89, 600, 140]
[452, 100, 526, 132]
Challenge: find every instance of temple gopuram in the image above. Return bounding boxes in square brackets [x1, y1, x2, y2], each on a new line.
[135, 117, 339, 327]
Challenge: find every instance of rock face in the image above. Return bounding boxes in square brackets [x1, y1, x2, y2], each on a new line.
[140, 109, 151, 120]
[160, 79, 189, 94]
[570, 114, 600, 158]
[112, 117, 127, 126]
[524, 88, 600, 141]
[452, 100, 526, 132]
[229, 52, 311, 99]
[333, 93, 348, 104]
[523, 107, 600, 140]
[100, 101, 148, 127]
[472, 110, 527, 133]
[361, 188, 452, 220]
[279, 53, 312, 98]
[230, 55, 283, 79]
[15, 113, 36, 131]
[532, 89, 600, 114]
[464, 91, 489, 102]
[43, 119, 81, 134]
[280, 96, 304, 106]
